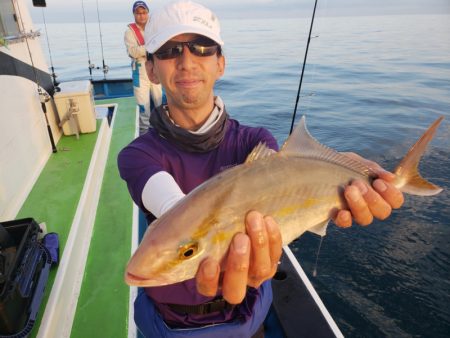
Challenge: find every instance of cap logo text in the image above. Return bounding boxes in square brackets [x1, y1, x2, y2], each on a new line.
[193, 16, 212, 29]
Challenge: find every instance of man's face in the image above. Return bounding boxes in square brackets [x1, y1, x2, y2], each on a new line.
[146, 33, 225, 114]
[133, 7, 148, 26]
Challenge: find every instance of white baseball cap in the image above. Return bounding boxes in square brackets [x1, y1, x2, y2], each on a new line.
[145, 0, 224, 54]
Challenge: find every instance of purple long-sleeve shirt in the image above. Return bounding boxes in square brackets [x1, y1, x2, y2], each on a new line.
[118, 118, 278, 328]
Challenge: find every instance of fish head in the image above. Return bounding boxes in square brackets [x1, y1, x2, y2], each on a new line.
[125, 213, 234, 287]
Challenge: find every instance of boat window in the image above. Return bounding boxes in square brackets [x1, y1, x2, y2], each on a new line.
[0, 0, 20, 38]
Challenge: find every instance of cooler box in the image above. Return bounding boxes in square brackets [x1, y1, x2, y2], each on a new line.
[0, 218, 51, 337]
[54, 80, 96, 136]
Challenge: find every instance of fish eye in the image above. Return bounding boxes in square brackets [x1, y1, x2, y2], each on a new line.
[178, 242, 199, 260]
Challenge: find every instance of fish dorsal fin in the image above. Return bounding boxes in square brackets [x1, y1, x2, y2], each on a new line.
[245, 142, 276, 164]
[281, 116, 375, 177]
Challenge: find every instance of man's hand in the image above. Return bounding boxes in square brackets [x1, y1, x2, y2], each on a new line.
[334, 153, 404, 227]
[195, 211, 282, 304]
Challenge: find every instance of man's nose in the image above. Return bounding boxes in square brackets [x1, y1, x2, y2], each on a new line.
[177, 45, 196, 69]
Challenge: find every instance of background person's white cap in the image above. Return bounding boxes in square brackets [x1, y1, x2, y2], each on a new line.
[145, 0, 224, 54]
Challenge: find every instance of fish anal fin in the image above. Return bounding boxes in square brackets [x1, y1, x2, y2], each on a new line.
[307, 220, 329, 237]
[245, 142, 276, 164]
[393, 116, 444, 196]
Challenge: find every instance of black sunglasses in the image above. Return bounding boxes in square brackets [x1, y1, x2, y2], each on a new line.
[152, 38, 220, 60]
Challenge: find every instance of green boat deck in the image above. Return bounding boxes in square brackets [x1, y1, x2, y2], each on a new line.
[17, 97, 137, 338]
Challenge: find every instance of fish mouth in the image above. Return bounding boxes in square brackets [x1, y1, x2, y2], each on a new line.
[125, 272, 169, 287]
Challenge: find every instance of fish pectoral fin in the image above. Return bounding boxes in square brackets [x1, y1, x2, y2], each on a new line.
[244, 142, 276, 164]
[307, 220, 329, 237]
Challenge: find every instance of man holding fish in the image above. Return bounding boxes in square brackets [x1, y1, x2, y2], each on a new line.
[118, 1, 408, 337]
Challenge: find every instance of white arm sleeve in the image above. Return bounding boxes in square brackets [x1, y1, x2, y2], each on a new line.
[142, 171, 186, 218]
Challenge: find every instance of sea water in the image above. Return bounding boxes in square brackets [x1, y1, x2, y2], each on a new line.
[37, 14, 450, 337]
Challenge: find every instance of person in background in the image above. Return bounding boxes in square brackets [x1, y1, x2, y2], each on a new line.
[124, 0, 163, 134]
[118, 1, 404, 337]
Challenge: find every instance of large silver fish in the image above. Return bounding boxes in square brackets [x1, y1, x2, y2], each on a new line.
[125, 116, 444, 287]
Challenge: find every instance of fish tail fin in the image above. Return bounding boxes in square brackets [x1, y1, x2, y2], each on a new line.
[393, 116, 444, 196]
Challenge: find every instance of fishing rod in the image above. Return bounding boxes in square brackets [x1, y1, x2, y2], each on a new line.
[289, 0, 319, 134]
[41, 8, 59, 88]
[290, 0, 324, 276]
[95, 0, 109, 79]
[15, 0, 57, 153]
[81, 0, 95, 79]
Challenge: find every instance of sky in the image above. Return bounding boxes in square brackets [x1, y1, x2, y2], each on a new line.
[29, 0, 450, 23]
